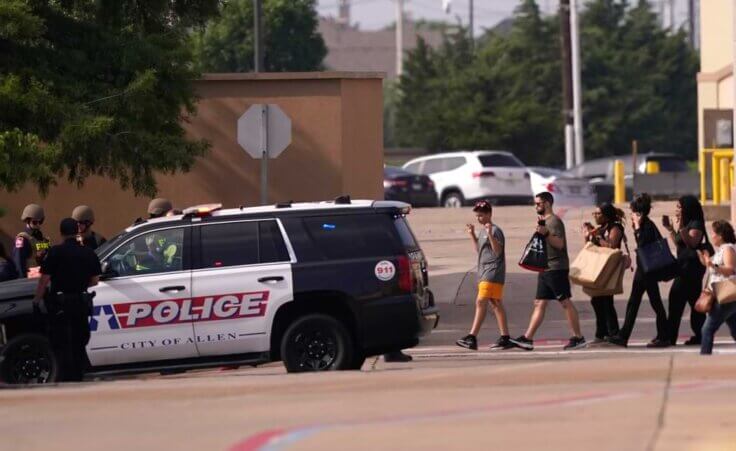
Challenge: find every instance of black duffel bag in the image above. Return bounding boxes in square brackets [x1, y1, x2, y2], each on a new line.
[519, 232, 549, 272]
[636, 228, 678, 282]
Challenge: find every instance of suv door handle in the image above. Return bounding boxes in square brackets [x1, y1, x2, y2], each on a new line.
[159, 286, 186, 293]
[258, 276, 284, 284]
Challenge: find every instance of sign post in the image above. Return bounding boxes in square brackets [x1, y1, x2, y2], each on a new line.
[237, 104, 292, 205]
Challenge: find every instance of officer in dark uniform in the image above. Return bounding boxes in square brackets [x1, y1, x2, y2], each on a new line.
[33, 218, 102, 382]
[12, 204, 50, 278]
[72, 205, 107, 250]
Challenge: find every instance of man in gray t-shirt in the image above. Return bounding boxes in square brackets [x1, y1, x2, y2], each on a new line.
[456, 200, 513, 351]
[510, 192, 586, 352]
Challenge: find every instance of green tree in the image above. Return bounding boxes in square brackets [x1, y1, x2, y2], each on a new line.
[192, 0, 326, 73]
[394, 0, 699, 166]
[0, 0, 220, 196]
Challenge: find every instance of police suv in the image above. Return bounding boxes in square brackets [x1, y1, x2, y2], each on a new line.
[0, 199, 438, 384]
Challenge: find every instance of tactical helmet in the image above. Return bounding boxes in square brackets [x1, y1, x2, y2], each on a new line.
[21, 204, 45, 222]
[148, 198, 173, 216]
[72, 205, 95, 223]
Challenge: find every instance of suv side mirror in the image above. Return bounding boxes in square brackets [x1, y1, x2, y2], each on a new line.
[100, 261, 118, 280]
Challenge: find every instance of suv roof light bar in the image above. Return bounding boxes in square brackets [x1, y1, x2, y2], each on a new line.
[183, 203, 223, 218]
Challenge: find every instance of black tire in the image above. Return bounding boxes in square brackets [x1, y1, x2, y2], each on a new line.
[442, 191, 464, 208]
[0, 334, 58, 385]
[280, 314, 354, 373]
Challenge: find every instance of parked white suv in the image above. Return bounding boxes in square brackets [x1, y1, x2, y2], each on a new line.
[402, 151, 533, 207]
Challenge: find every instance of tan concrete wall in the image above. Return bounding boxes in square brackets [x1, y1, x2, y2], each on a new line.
[700, 0, 733, 73]
[0, 72, 384, 246]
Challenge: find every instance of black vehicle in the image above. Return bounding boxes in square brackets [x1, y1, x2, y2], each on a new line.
[384, 167, 438, 207]
[0, 199, 438, 384]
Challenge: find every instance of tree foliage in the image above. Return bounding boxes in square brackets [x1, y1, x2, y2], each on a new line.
[395, 0, 699, 165]
[192, 0, 326, 73]
[0, 0, 221, 195]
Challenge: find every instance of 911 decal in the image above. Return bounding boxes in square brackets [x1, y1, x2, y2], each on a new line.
[89, 291, 269, 332]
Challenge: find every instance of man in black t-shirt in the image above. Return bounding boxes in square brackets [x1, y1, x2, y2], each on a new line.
[33, 218, 102, 382]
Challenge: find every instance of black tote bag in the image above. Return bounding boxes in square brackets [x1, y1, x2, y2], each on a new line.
[636, 227, 678, 282]
[519, 232, 549, 272]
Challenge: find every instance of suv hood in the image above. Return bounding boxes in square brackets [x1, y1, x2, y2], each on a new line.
[0, 278, 37, 302]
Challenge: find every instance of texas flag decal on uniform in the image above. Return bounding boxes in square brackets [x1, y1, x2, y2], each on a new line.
[89, 291, 270, 332]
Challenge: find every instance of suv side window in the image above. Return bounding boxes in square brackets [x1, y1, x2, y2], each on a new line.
[445, 157, 466, 171]
[107, 228, 186, 277]
[302, 214, 401, 259]
[198, 220, 290, 269]
[404, 161, 422, 174]
[200, 222, 259, 268]
[259, 220, 291, 263]
[422, 158, 446, 174]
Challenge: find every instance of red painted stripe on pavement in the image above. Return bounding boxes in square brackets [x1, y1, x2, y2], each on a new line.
[230, 428, 285, 451]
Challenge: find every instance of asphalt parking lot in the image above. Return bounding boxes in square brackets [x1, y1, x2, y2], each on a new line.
[4, 203, 736, 451]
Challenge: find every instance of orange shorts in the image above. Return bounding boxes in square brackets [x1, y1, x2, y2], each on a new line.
[478, 281, 504, 300]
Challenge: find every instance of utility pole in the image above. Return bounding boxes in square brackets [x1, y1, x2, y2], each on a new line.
[253, 0, 263, 72]
[469, 0, 474, 49]
[560, 0, 575, 169]
[688, 0, 697, 48]
[396, 0, 404, 77]
[570, 0, 585, 165]
[669, 0, 675, 30]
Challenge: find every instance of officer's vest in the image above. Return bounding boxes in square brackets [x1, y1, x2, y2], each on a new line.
[17, 231, 50, 264]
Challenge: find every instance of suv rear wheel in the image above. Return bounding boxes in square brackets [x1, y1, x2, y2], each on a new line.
[442, 191, 464, 208]
[0, 334, 58, 384]
[280, 314, 354, 372]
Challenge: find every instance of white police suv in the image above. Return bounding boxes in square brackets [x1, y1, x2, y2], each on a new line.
[0, 198, 438, 384]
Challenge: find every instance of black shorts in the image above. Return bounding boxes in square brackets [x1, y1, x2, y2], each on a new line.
[536, 270, 572, 301]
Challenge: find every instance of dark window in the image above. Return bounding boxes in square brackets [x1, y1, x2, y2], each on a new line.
[303, 214, 400, 259]
[650, 157, 687, 172]
[259, 221, 290, 263]
[478, 154, 523, 168]
[394, 217, 419, 250]
[107, 228, 185, 277]
[404, 162, 421, 174]
[445, 157, 466, 171]
[199, 220, 290, 268]
[200, 222, 259, 268]
[422, 159, 445, 174]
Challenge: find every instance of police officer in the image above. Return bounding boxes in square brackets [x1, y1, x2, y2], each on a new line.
[33, 218, 102, 382]
[148, 198, 173, 219]
[13, 204, 51, 278]
[72, 205, 107, 250]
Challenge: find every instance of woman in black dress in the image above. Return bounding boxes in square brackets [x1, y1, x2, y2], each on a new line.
[608, 194, 670, 347]
[664, 195, 711, 346]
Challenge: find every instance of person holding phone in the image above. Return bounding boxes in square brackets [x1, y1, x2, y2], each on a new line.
[664, 195, 711, 346]
[608, 193, 670, 347]
[511, 192, 586, 351]
[583, 203, 626, 343]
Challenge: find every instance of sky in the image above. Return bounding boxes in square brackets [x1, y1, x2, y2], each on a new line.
[315, 0, 693, 34]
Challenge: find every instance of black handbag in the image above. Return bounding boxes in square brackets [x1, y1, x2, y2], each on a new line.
[636, 227, 678, 281]
[519, 232, 549, 272]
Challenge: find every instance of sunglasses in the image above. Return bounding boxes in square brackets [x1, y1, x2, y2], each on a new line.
[30, 220, 43, 226]
[78, 221, 93, 227]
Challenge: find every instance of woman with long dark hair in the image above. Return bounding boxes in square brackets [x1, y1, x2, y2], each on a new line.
[608, 194, 670, 347]
[583, 203, 625, 342]
[664, 195, 711, 346]
[698, 220, 736, 354]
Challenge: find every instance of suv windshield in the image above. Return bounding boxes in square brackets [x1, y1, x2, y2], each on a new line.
[478, 154, 523, 168]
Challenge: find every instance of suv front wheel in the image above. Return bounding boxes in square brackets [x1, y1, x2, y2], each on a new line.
[280, 314, 354, 372]
[442, 191, 464, 208]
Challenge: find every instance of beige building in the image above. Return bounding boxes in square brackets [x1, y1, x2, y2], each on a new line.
[0, 72, 384, 246]
[697, 0, 733, 150]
